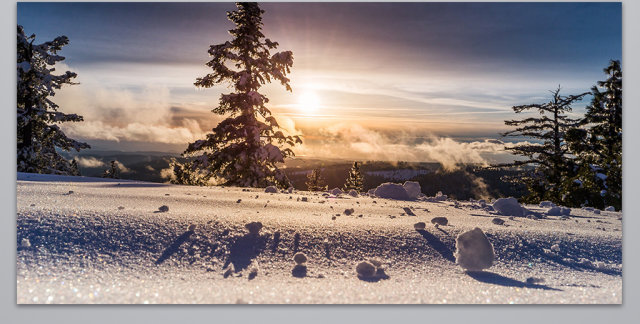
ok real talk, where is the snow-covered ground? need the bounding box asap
[16,173,622,304]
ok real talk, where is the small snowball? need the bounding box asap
[344,208,354,216]
[293,252,308,265]
[245,221,263,235]
[492,218,505,225]
[264,186,278,193]
[158,205,169,212]
[20,238,31,248]
[355,261,377,278]
[455,227,495,271]
[414,222,426,230]
[431,217,448,226]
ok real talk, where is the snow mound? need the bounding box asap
[455,227,495,271]
[539,201,556,208]
[348,189,358,197]
[330,188,343,196]
[547,206,571,216]
[492,197,527,217]
[403,181,421,200]
[373,183,410,201]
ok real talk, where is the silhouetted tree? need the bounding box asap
[501,87,588,204]
[102,161,120,179]
[566,60,622,209]
[305,168,327,191]
[343,162,364,192]
[180,2,301,188]
[17,25,89,174]
[169,159,210,186]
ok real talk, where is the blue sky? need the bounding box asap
[17,2,621,162]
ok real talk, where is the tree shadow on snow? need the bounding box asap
[466,271,562,291]
[416,229,455,263]
[155,230,194,265]
[222,233,267,273]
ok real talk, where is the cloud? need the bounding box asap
[115,161,131,173]
[75,156,105,168]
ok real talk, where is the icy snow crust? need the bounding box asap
[16,173,622,304]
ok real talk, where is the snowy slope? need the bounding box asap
[16,173,622,304]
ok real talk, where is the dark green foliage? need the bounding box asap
[305,168,327,191]
[182,3,301,188]
[565,60,622,210]
[500,87,588,205]
[17,25,90,174]
[343,162,364,192]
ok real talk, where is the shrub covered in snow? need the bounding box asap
[455,227,495,271]
[492,197,527,217]
[373,183,410,201]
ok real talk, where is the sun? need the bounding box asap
[298,91,321,113]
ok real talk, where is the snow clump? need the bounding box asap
[431,217,448,226]
[264,186,278,193]
[157,205,169,212]
[355,261,377,278]
[455,227,495,271]
[547,206,571,216]
[293,252,308,265]
[374,183,411,200]
[492,197,527,217]
[344,208,354,216]
[403,181,421,200]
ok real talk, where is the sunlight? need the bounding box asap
[297,90,321,113]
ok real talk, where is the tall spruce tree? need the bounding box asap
[343,162,364,192]
[566,60,622,209]
[180,3,301,188]
[501,87,588,204]
[305,168,327,192]
[17,25,90,174]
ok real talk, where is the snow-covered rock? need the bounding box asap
[373,183,410,201]
[264,186,277,193]
[605,206,616,212]
[330,188,343,196]
[348,189,358,197]
[539,201,556,208]
[492,197,527,217]
[455,227,495,271]
[403,181,421,200]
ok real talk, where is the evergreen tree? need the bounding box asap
[305,168,327,192]
[102,160,120,179]
[566,60,622,209]
[343,162,364,192]
[501,87,588,204]
[17,25,90,175]
[169,159,211,186]
[70,159,80,176]
[181,3,301,188]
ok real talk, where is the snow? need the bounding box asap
[374,182,411,201]
[605,206,616,212]
[493,197,527,217]
[403,181,421,200]
[16,173,622,304]
[330,188,343,196]
[547,206,571,216]
[539,201,556,208]
[454,228,495,271]
[265,186,278,193]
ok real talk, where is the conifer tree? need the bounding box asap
[343,162,364,192]
[102,160,120,179]
[566,60,622,209]
[169,159,210,186]
[70,159,80,176]
[181,2,301,188]
[17,25,90,174]
[501,87,588,204]
[305,168,327,192]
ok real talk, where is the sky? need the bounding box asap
[17,2,621,165]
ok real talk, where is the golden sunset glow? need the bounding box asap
[297,90,321,114]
